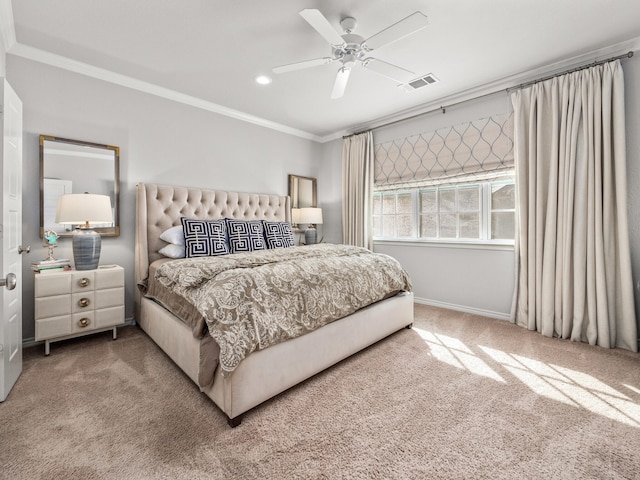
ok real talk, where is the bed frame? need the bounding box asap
[134,183,414,426]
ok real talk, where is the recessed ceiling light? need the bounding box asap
[255,75,272,85]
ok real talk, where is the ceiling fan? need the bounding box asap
[272,9,429,99]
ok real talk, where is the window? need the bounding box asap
[373,180,515,242]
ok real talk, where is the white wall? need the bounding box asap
[7,55,324,341]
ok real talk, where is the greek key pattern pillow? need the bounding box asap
[225,219,266,253]
[180,218,229,257]
[263,221,295,249]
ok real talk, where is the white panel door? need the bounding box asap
[0,79,24,402]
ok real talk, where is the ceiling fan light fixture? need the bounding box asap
[342,53,357,68]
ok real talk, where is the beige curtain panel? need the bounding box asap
[342,131,374,250]
[511,59,637,352]
[374,113,514,190]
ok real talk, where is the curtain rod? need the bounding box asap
[345,50,634,137]
[508,50,633,92]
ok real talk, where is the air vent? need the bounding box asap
[404,73,439,90]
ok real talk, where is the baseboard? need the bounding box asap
[413,296,511,321]
[22,317,136,349]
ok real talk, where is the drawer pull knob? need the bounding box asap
[78,278,90,288]
[78,298,90,308]
[78,317,91,328]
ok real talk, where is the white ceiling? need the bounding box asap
[6,0,640,142]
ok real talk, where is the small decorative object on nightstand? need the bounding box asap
[298,207,323,245]
[34,265,125,355]
[42,229,59,261]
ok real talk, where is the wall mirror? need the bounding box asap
[288,174,317,209]
[40,135,120,237]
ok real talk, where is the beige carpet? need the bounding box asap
[2,304,640,479]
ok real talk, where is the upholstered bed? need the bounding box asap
[134,182,414,426]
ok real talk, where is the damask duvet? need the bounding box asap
[153,243,412,376]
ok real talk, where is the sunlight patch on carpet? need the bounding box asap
[414,328,505,383]
[479,346,640,428]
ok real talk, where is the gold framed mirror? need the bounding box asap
[288,174,317,209]
[40,135,120,237]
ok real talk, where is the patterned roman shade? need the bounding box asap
[374,112,514,190]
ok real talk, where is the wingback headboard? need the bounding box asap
[135,183,291,288]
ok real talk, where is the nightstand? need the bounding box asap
[34,265,125,355]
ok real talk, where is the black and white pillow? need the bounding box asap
[225,219,266,253]
[263,221,295,249]
[180,217,229,257]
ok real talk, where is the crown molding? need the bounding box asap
[8,42,324,143]
[5,30,640,145]
[0,0,16,53]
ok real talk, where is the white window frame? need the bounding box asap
[373,180,515,246]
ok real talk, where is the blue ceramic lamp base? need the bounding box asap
[305,226,317,245]
[73,228,101,270]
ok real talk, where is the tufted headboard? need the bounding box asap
[135,183,291,286]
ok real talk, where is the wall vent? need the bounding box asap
[404,73,439,90]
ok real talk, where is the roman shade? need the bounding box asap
[374,112,514,190]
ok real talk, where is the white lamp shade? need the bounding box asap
[298,207,323,225]
[55,193,113,226]
[291,208,301,224]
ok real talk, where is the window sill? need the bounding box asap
[373,238,515,251]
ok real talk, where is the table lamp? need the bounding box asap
[298,207,323,245]
[55,193,113,270]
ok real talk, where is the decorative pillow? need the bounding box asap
[158,243,185,259]
[263,221,295,249]
[160,225,184,245]
[180,217,229,257]
[225,219,266,254]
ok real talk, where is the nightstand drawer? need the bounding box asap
[35,295,70,319]
[71,272,95,292]
[72,291,95,313]
[95,287,124,309]
[95,267,125,289]
[36,315,71,340]
[71,312,96,333]
[96,306,125,328]
[35,274,72,297]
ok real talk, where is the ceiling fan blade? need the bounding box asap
[272,57,334,74]
[299,9,345,46]
[331,67,351,99]
[363,58,415,83]
[364,12,428,50]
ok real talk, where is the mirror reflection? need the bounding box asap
[40,135,120,237]
[288,174,316,209]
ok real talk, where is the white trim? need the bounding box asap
[413,296,511,321]
[8,43,324,143]
[374,239,515,251]
[0,0,16,52]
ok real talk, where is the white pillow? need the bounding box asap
[160,225,184,245]
[158,243,185,259]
